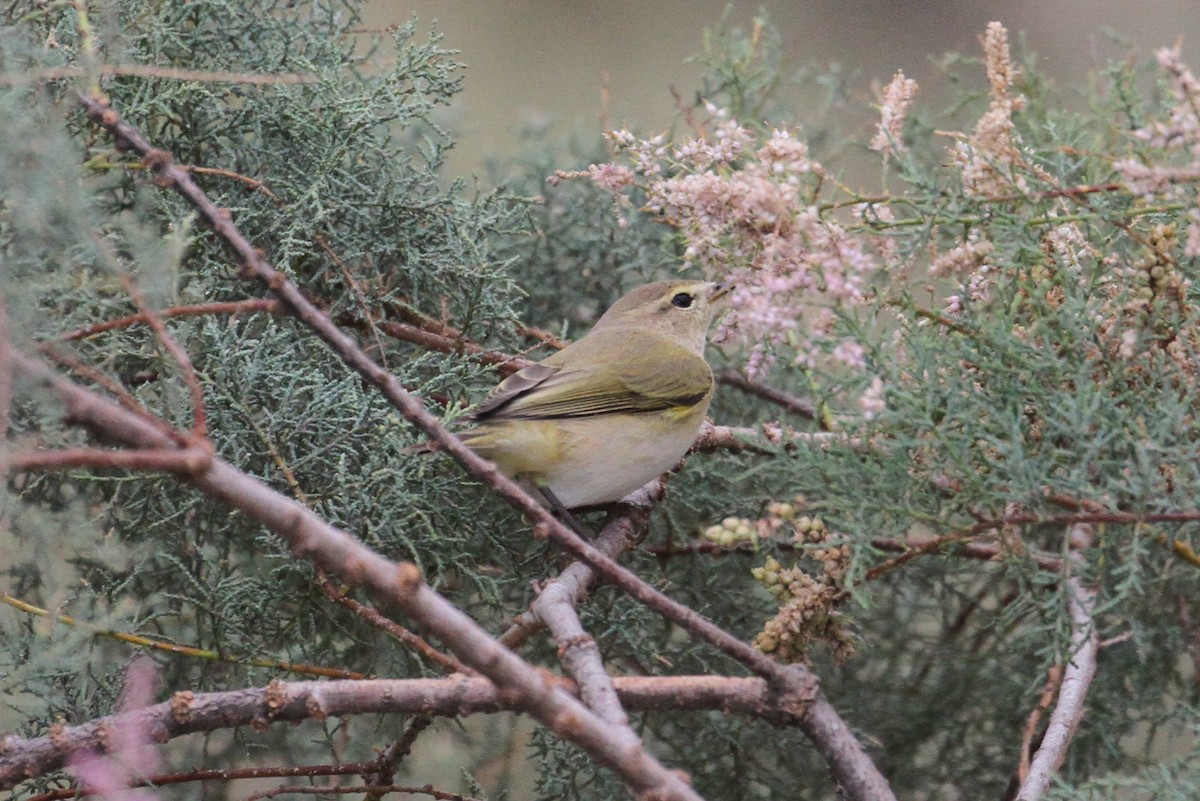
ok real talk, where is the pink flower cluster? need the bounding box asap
[1115,45,1200,252]
[871,71,919,156]
[597,105,877,381]
[951,22,1028,197]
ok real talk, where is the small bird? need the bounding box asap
[462,279,731,511]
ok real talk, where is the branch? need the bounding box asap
[362,716,436,801]
[317,577,474,676]
[10,445,213,475]
[76,92,897,801]
[714,368,818,421]
[26,762,381,801]
[0,674,799,789]
[500,492,655,650]
[646,534,1064,575]
[691,421,859,454]
[1015,524,1099,801]
[0,592,366,680]
[59,299,283,342]
[521,494,663,726]
[11,351,703,801]
[243,785,482,801]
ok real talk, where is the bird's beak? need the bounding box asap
[710,281,734,302]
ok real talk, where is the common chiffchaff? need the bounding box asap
[462,279,730,509]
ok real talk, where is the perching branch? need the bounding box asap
[521,494,662,726]
[500,491,657,651]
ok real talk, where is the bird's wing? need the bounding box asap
[472,330,712,422]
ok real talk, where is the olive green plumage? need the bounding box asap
[462,280,730,508]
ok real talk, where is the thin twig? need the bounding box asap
[10,445,212,475]
[1015,523,1099,801]
[60,299,282,341]
[101,247,208,437]
[26,762,382,801]
[362,716,436,801]
[0,592,366,680]
[715,368,818,420]
[318,577,474,676]
[38,344,179,440]
[1017,666,1063,783]
[242,783,483,801]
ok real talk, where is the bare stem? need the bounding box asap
[0,673,802,789]
[1015,524,1099,801]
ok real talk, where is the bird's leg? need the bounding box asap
[537,485,591,537]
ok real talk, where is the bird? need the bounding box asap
[461,279,731,512]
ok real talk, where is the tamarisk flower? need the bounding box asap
[871,71,918,156]
[952,21,1028,196]
[600,107,876,377]
[1116,45,1200,240]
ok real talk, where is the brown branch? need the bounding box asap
[38,344,178,441]
[318,576,474,676]
[373,319,531,374]
[0,674,803,790]
[11,350,704,801]
[26,762,381,801]
[242,784,482,801]
[77,92,896,801]
[1015,524,1099,801]
[646,534,1064,575]
[187,166,281,199]
[10,445,212,475]
[102,257,208,438]
[691,421,859,455]
[715,368,818,420]
[870,535,1063,573]
[363,716,436,801]
[1018,666,1063,783]
[59,299,282,342]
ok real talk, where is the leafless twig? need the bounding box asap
[715,368,818,421]
[0,673,806,789]
[1015,523,1099,801]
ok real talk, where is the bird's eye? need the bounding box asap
[671,292,694,308]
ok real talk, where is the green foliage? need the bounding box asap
[2,3,1200,801]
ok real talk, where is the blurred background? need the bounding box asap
[370,0,1200,181]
